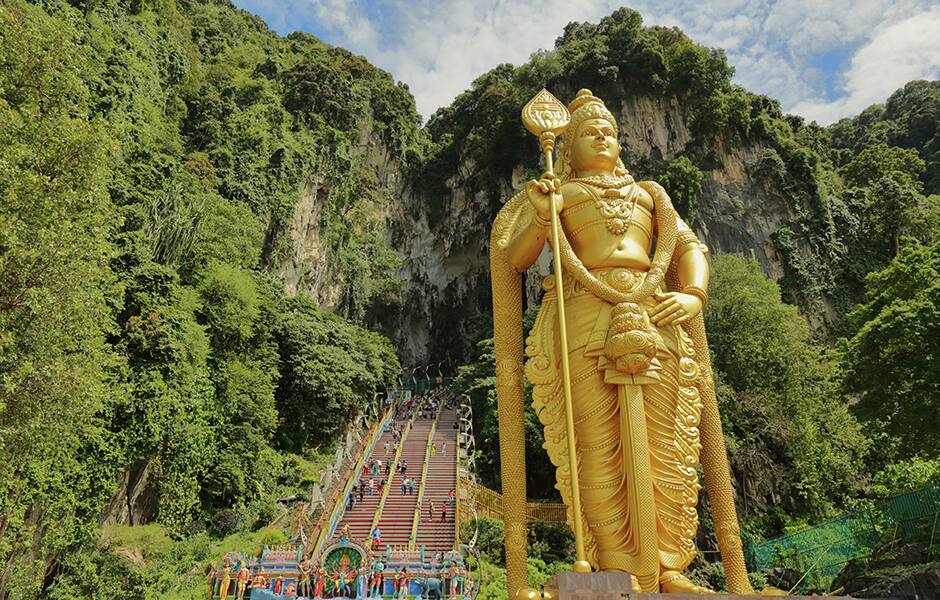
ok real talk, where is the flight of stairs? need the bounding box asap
[334,426,398,546]
[373,418,431,548]
[415,406,458,554]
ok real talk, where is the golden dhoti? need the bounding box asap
[525,267,704,591]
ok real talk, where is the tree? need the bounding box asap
[657,156,704,222]
[0,2,119,593]
[705,255,869,531]
[273,297,399,453]
[842,243,940,460]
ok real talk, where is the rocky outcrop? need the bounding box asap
[98,460,158,527]
[382,88,815,364]
[833,543,940,599]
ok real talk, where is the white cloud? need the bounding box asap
[235,0,940,124]
[791,6,940,124]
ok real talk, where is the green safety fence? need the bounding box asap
[749,483,940,593]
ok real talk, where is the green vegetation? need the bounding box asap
[2,0,939,596]
[458,517,574,597]
[411,8,752,228]
[46,523,290,599]
[0,0,402,595]
[842,243,940,462]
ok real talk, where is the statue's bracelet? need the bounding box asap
[533,211,552,228]
[682,285,708,305]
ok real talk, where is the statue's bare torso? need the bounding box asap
[560,182,654,270]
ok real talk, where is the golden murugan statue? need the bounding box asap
[491,89,772,596]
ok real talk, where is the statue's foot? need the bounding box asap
[513,587,541,600]
[659,570,716,594]
[759,586,788,596]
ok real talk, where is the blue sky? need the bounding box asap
[234,0,940,124]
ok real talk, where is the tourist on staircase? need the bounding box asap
[415,402,458,555]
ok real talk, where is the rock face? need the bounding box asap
[381,89,810,364]
[833,543,940,599]
[98,461,158,527]
[275,116,403,312]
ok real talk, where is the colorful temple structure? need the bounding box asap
[208,386,475,599]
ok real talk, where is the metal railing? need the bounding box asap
[751,482,940,593]
[307,402,396,559]
[458,478,568,524]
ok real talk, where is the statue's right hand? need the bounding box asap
[526,172,563,223]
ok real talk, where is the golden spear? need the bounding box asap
[521,89,591,574]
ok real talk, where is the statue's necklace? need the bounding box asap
[567,173,634,189]
[569,175,639,235]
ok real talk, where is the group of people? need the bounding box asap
[426,489,456,523]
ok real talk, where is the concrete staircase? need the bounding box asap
[333,426,398,546]
[373,417,430,548]
[327,397,459,559]
[415,406,458,554]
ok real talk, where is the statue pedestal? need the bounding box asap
[542,572,858,599]
[543,572,633,599]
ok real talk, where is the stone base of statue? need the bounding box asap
[542,572,634,599]
[542,572,859,599]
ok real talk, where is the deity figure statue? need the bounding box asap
[250,571,268,593]
[298,560,312,598]
[394,567,409,599]
[315,564,327,598]
[236,564,250,599]
[219,563,232,599]
[356,563,369,598]
[491,89,762,595]
[369,559,385,598]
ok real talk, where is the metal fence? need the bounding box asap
[458,477,568,524]
[749,483,940,593]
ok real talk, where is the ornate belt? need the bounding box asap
[541,266,647,298]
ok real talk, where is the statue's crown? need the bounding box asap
[563,89,617,143]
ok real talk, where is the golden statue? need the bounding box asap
[491,89,769,596]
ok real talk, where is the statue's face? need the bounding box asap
[569,117,620,174]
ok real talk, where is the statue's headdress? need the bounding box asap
[562,88,617,142]
[556,88,629,181]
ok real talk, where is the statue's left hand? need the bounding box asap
[649,292,702,327]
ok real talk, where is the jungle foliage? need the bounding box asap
[0,0,402,595]
[2,0,939,596]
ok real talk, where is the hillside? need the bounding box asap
[390,13,940,360]
[1,0,938,597]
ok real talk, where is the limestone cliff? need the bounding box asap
[275,10,905,364]
[385,85,819,364]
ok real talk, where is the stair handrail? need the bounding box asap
[308,399,397,559]
[408,398,446,550]
[369,402,420,535]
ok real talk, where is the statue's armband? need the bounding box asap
[673,217,707,263]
